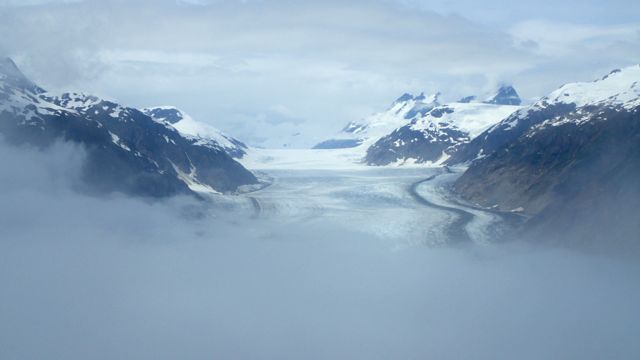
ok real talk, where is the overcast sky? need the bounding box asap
[1,0,639,147]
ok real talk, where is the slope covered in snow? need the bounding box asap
[143,106,248,158]
[365,101,521,165]
[449,65,640,165]
[546,66,640,108]
[313,92,440,150]
[315,87,522,166]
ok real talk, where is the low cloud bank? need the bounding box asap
[1,139,639,360]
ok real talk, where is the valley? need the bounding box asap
[204,148,522,247]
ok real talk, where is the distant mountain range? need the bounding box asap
[318,67,639,250]
[313,92,442,151]
[315,86,522,166]
[365,100,521,165]
[3,55,638,249]
[0,58,257,198]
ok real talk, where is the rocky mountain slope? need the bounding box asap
[483,85,522,105]
[453,65,640,249]
[0,58,257,197]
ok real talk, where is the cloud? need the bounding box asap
[0,0,638,147]
[0,0,535,146]
[1,137,640,359]
[510,20,640,57]
[505,20,640,102]
[0,0,82,5]
[405,0,640,26]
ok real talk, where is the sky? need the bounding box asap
[1,0,639,147]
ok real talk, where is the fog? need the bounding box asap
[1,139,640,360]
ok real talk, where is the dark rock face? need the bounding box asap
[365,123,467,165]
[453,105,640,250]
[458,95,476,103]
[365,106,471,165]
[341,121,365,135]
[484,85,522,106]
[142,107,184,124]
[0,58,257,198]
[394,93,415,103]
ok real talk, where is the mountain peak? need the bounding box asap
[0,57,44,94]
[142,106,186,125]
[394,93,415,104]
[0,57,20,74]
[143,106,248,158]
[544,64,640,109]
[458,95,476,103]
[484,85,521,106]
[393,91,440,106]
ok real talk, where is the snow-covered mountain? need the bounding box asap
[142,106,248,158]
[452,65,640,249]
[365,101,520,165]
[314,88,522,166]
[449,66,640,165]
[313,92,440,150]
[0,57,257,197]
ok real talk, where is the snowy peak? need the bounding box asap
[0,58,27,83]
[458,95,476,103]
[340,91,440,139]
[403,92,440,119]
[143,106,248,158]
[0,60,257,197]
[393,92,438,106]
[484,85,521,106]
[448,65,640,165]
[544,64,640,109]
[0,57,43,94]
[142,106,185,124]
[394,93,415,104]
[364,101,521,165]
[388,91,440,120]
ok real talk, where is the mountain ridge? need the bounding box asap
[0,58,258,198]
[452,65,640,250]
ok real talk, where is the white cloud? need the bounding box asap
[0,0,82,5]
[510,20,640,56]
[1,0,639,147]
